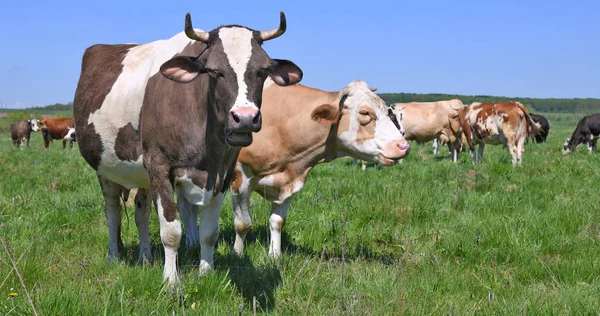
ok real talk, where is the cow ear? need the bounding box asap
[311,104,339,124]
[160,56,205,83]
[269,59,303,86]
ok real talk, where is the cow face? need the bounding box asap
[313,81,410,165]
[159,13,303,147]
[64,127,76,142]
[28,119,40,132]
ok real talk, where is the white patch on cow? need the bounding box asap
[29,119,40,132]
[257,175,275,186]
[88,32,197,189]
[174,175,213,206]
[64,127,75,141]
[156,196,182,285]
[263,77,276,89]
[219,27,258,112]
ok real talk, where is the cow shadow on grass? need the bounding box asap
[119,235,282,312]
[219,224,400,265]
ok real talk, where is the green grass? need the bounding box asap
[0,115,599,314]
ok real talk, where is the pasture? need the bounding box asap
[0,114,599,314]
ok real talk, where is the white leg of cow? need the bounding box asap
[134,189,152,264]
[362,160,367,170]
[269,197,294,258]
[231,190,253,256]
[199,193,225,275]
[150,175,181,286]
[176,189,200,248]
[433,139,439,155]
[517,137,525,166]
[98,175,123,262]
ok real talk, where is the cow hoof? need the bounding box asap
[199,262,213,276]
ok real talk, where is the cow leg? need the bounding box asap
[448,142,457,162]
[62,139,67,149]
[43,131,50,148]
[433,138,439,155]
[231,164,253,256]
[98,175,123,262]
[362,160,367,170]
[269,197,294,258]
[134,189,152,264]
[149,172,181,286]
[476,142,485,162]
[176,189,199,248]
[199,193,225,274]
[517,136,525,166]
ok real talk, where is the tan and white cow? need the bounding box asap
[451,101,540,166]
[391,99,464,162]
[179,79,410,257]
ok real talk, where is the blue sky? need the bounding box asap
[0,0,598,108]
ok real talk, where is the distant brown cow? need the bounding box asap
[39,118,75,148]
[10,119,41,148]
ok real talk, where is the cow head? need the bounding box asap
[28,119,40,132]
[311,80,410,165]
[159,12,303,147]
[64,127,76,142]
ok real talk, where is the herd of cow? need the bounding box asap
[6,12,600,287]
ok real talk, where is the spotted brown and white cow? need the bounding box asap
[10,119,40,148]
[179,79,410,257]
[39,117,75,149]
[451,101,540,166]
[562,113,600,154]
[392,100,464,162]
[73,12,302,285]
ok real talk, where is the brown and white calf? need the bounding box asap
[451,101,540,166]
[39,117,75,148]
[180,79,409,257]
[392,100,464,162]
[73,12,302,285]
[562,113,600,154]
[10,119,40,148]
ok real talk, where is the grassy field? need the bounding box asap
[0,114,599,315]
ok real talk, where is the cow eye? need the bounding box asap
[258,67,271,77]
[206,68,223,78]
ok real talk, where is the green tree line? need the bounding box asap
[379,93,600,114]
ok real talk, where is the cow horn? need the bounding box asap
[369,86,378,92]
[260,12,287,41]
[185,13,210,42]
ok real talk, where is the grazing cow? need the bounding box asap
[562,113,600,154]
[178,79,409,257]
[39,117,75,148]
[529,113,550,143]
[451,101,540,166]
[73,12,302,285]
[392,99,464,162]
[63,127,76,142]
[10,119,40,148]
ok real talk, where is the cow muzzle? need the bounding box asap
[378,140,410,166]
[226,108,262,147]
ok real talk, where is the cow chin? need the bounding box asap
[226,131,253,147]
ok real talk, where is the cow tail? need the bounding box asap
[516,102,541,138]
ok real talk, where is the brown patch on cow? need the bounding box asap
[73,43,138,169]
[231,169,243,193]
[115,123,142,161]
[356,106,377,145]
[311,104,339,124]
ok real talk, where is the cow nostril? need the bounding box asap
[252,112,261,124]
[231,112,241,123]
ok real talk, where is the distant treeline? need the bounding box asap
[379,93,600,114]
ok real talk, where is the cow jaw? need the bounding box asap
[226,130,253,147]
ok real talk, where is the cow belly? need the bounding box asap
[97,156,150,189]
